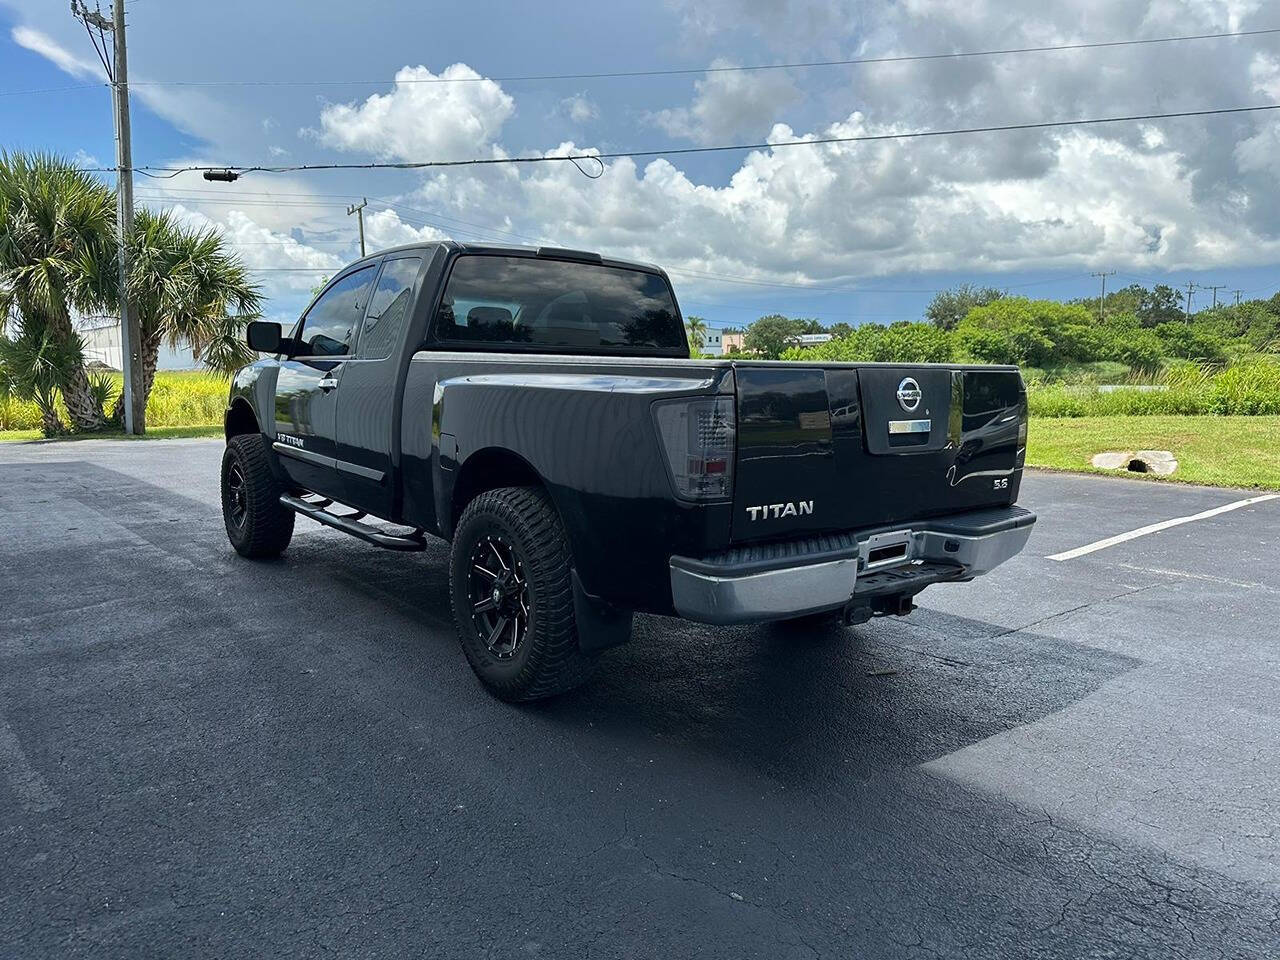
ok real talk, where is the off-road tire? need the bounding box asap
[222,434,295,559]
[450,486,597,702]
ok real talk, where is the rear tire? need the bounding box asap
[450,486,597,702]
[221,434,295,558]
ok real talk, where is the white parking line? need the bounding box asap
[1046,494,1280,562]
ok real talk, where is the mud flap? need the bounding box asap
[572,570,634,652]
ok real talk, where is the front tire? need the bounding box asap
[221,434,295,559]
[449,486,596,702]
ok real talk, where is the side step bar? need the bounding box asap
[280,494,426,552]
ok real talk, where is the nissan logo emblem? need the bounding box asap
[896,377,923,412]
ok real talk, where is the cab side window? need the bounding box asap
[295,266,375,357]
[358,257,421,360]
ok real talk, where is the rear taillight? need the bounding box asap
[652,396,735,501]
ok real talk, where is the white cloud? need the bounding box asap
[361,208,449,249]
[72,149,101,168]
[315,63,515,161]
[412,101,1280,291]
[11,25,100,79]
[11,23,246,145]
[560,95,599,124]
[155,204,343,301]
[649,60,799,144]
[664,0,864,51]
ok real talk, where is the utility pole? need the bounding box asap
[1207,284,1226,310]
[73,0,143,433]
[1184,281,1198,321]
[347,198,368,257]
[1234,289,1243,307]
[1090,270,1115,322]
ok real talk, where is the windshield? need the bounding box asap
[434,255,687,355]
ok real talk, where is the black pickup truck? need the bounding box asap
[221,242,1035,700]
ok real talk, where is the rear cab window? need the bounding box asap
[432,255,687,357]
[358,257,421,360]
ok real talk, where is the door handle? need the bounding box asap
[317,377,339,392]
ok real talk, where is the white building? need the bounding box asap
[79,318,199,371]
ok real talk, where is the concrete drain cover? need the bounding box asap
[1090,450,1178,475]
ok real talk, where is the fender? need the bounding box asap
[426,365,734,612]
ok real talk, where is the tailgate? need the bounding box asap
[730,363,1026,543]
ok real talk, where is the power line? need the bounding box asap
[8,26,1278,97]
[82,103,1280,179]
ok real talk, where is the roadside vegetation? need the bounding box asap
[0,151,258,438]
[1,369,228,436]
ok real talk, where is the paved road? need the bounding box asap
[2,438,1278,959]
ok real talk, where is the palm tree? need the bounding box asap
[0,151,118,432]
[108,208,261,429]
[685,315,708,354]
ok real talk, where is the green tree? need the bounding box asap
[109,209,260,428]
[0,151,117,432]
[684,315,708,354]
[957,298,1096,367]
[744,314,803,359]
[925,284,1005,331]
[1134,284,1185,327]
[828,322,853,339]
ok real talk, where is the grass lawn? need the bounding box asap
[1027,415,1280,490]
[0,424,222,444]
[5,413,1274,492]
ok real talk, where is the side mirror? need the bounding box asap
[246,320,284,354]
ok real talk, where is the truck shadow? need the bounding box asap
[533,608,1137,784]
[4,460,1138,790]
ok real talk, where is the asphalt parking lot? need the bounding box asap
[2,438,1278,959]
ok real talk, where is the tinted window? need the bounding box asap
[359,257,420,359]
[435,256,685,353]
[297,267,375,357]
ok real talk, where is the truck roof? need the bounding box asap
[343,240,668,278]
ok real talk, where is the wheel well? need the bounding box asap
[450,448,544,530]
[224,399,259,440]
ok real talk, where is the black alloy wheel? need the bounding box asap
[225,461,248,530]
[468,534,531,660]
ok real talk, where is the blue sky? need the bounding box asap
[4,0,1280,330]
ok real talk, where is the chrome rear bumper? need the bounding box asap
[669,506,1035,625]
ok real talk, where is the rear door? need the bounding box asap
[730,363,1024,542]
[273,265,377,493]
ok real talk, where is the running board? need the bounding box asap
[280,494,426,552]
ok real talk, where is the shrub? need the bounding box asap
[783,322,952,363]
[1028,358,1280,417]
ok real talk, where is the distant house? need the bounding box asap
[686,327,830,357]
[717,330,746,355]
[79,317,199,371]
